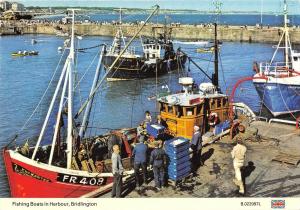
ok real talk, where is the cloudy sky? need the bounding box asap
[18,0,300,13]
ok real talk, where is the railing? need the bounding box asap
[108,46,136,55]
[259,62,292,76]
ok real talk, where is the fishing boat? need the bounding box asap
[11,50,39,57]
[102,9,187,81]
[196,47,214,53]
[157,23,231,140]
[253,0,300,116]
[2,9,149,198]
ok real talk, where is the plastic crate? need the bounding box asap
[164,137,190,149]
[165,143,190,154]
[166,149,189,160]
[168,166,191,181]
[168,155,190,166]
[168,161,191,172]
[146,123,165,138]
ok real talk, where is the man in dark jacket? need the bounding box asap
[111,145,124,198]
[150,140,166,190]
[191,125,203,176]
[132,135,148,189]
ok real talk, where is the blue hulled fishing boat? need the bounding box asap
[253,0,300,116]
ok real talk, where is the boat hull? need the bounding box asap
[103,55,187,80]
[2,149,114,198]
[253,81,300,116]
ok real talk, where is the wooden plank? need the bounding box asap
[272,153,300,166]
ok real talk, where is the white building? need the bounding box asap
[11,2,24,11]
[0,1,11,11]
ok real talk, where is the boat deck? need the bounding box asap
[101,121,300,197]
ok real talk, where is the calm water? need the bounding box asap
[0,34,275,197]
[37,13,300,26]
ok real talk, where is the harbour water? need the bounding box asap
[0,34,275,197]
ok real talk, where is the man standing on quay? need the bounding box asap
[111,145,124,198]
[231,137,247,195]
[191,125,203,176]
[150,141,166,190]
[132,135,148,190]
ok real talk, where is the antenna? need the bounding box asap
[114,8,127,24]
[213,0,223,24]
[260,0,264,25]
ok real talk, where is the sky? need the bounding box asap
[16,0,300,14]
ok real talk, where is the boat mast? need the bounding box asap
[213,23,219,89]
[66,9,76,169]
[78,45,106,139]
[283,0,289,68]
[32,58,69,161]
[32,10,78,165]
[212,0,222,89]
[260,0,263,25]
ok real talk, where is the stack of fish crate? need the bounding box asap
[164,137,191,182]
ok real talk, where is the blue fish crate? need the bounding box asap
[164,137,190,150]
[168,166,191,181]
[168,161,191,172]
[166,149,189,160]
[165,143,190,154]
[214,120,231,135]
[146,123,165,138]
[168,155,190,166]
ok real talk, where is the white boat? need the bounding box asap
[252,0,300,116]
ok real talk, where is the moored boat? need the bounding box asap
[11,50,39,57]
[252,0,300,116]
[102,9,187,81]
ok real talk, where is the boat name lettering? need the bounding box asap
[57,173,107,186]
[12,163,51,182]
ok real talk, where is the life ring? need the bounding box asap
[208,112,220,127]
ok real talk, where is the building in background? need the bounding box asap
[0,1,24,12]
[0,1,11,11]
[11,2,24,11]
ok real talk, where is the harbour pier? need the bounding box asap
[2,21,300,43]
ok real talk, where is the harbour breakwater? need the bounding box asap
[2,22,300,44]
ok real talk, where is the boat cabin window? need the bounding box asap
[217,99,222,108]
[184,107,194,116]
[210,100,216,109]
[174,106,182,118]
[167,105,173,114]
[223,98,228,107]
[294,57,299,61]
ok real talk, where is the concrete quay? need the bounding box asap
[100,121,300,198]
[2,22,300,44]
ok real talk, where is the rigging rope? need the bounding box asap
[76,44,104,51]
[218,51,227,90]
[20,47,67,132]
